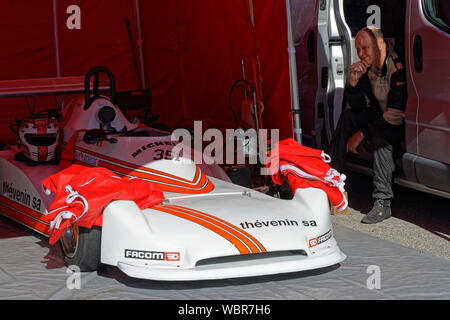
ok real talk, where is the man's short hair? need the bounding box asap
[358,26,384,42]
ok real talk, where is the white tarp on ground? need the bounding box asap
[0,215,449,300]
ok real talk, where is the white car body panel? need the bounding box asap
[101,186,345,281]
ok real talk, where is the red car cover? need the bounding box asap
[267,138,347,211]
[41,164,165,245]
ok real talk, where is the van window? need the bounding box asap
[423,0,450,33]
[343,1,405,38]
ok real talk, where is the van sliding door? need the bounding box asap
[405,0,450,165]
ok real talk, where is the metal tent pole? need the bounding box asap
[52,0,61,78]
[52,0,66,110]
[134,0,147,90]
[285,0,302,144]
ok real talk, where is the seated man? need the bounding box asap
[329,26,407,224]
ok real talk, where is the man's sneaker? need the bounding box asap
[361,199,391,224]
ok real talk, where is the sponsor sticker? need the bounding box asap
[309,238,318,248]
[309,229,332,248]
[74,150,99,166]
[2,180,42,211]
[239,219,303,229]
[165,252,181,261]
[125,249,180,261]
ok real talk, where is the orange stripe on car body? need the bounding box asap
[152,205,251,255]
[154,205,266,254]
[73,147,214,194]
[168,205,266,253]
[0,196,50,235]
[75,146,196,182]
[98,159,207,190]
[0,195,46,221]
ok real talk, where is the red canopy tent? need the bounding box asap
[0,0,310,146]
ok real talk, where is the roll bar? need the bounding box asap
[84,66,116,110]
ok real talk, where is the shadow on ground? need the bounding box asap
[343,171,450,241]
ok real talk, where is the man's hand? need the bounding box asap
[346,130,364,154]
[349,61,370,86]
[383,108,405,125]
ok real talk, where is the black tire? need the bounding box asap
[59,225,102,272]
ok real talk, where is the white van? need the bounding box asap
[291,0,450,198]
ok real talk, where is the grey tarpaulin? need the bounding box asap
[0,215,449,300]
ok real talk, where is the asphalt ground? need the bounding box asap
[0,171,448,300]
[331,171,450,260]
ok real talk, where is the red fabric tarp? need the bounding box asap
[0,0,294,143]
[267,138,348,211]
[41,164,165,245]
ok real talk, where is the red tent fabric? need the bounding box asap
[0,0,293,144]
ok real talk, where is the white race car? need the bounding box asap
[0,67,345,281]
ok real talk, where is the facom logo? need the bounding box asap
[165,252,180,261]
[317,229,332,244]
[309,238,318,248]
[309,229,332,248]
[125,249,180,261]
[125,249,164,261]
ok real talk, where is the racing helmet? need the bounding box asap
[19,117,59,163]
